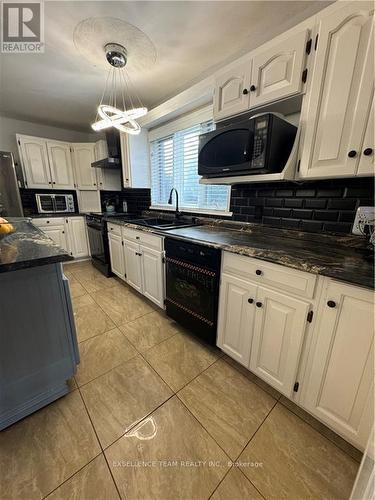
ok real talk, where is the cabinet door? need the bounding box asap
[108,234,125,280]
[72,144,97,190]
[250,29,309,108]
[120,133,131,188]
[42,226,68,251]
[302,281,374,450]
[217,273,256,366]
[66,217,89,258]
[250,286,310,397]
[141,246,164,308]
[46,141,75,189]
[299,3,374,179]
[213,60,251,121]
[123,239,142,293]
[17,135,51,189]
[357,91,374,176]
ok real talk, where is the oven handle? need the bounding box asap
[165,256,217,277]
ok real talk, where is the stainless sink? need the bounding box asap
[131,218,198,230]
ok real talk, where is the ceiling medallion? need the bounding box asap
[91,42,147,135]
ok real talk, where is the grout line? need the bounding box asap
[101,393,176,453]
[40,453,102,500]
[76,351,139,390]
[76,387,123,500]
[276,399,363,463]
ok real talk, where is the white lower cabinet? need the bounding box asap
[33,216,89,259]
[108,225,165,308]
[218,251,374,450]
[301,280,374,450]
[42,225,68,251]
[108,233,125,280]
[123,239,143,293]
[141,246,165,308]
[65,217,89,259]
[218,265,311,398]
[249,286,310,397]
[217,273,256,366]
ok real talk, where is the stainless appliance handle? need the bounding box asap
[52,195,57,213]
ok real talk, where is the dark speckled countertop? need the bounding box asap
[107,214,374,289]
[0,218,73,273]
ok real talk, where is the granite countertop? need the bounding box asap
[106,215,374,289]
[27,213,85,218]
[0,218,73,273]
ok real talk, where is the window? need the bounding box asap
[150,116,230,214]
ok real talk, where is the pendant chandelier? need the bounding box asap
[91,43,147,135]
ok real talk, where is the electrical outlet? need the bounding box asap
[352,206,375,235]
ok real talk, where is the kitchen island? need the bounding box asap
[0,218,79,430]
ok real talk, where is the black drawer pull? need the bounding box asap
[363,148,373,156]
[256,302,262,308]
[348,150,357,158]
[242,88,248,95]
[327,300,336,308]
[256,269,262,276]
[248,298,254,304]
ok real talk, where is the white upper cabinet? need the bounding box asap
[301,280,374,450]
[120,130,151,189]
[249,28,309,108]
[72,143,97,190]
[46,141,75,189]
[217,273,256,366]
[213,60,251,121]
[249,286,310,397]
[357,92,374,176]
[94,139,122,191]
[17,135,51,189]
[299,2,374,179]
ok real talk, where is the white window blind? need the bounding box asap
[150,118,230,213]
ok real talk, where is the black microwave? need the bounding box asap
[198,113,297,177]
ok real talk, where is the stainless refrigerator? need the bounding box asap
[0,151,23,217]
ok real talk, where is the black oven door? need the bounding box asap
[165,256,220,345]
[198,121,254,176]
[86,223,106,265]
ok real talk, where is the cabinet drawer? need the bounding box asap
[222,252,316,298]
[32,217,65,227]
[107,223,122,237]
[122,227,163,251]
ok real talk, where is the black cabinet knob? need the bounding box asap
[248,298,254,304]
[242,88,248,95]
[256,302,262,308]
[250,85,256,91]
[327,300,336,308]
[255,269,262,276]
[363,148,373,156]
[348,150,357,158]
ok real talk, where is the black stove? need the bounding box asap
[85,212,138,276]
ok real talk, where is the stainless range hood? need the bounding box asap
[91,130,122,169]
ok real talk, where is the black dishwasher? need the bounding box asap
[165,238,221,345]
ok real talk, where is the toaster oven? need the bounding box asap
[36,193,75,213]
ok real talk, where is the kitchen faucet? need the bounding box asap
[168,188,181,218]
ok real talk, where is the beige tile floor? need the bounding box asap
[0,261,361,500]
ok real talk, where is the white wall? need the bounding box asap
[0,114,96,165]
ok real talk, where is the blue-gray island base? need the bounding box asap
[0,262,79,430]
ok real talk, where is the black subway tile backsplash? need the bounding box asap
[229,177,374,235]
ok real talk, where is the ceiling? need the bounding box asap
[0,1,331,132]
